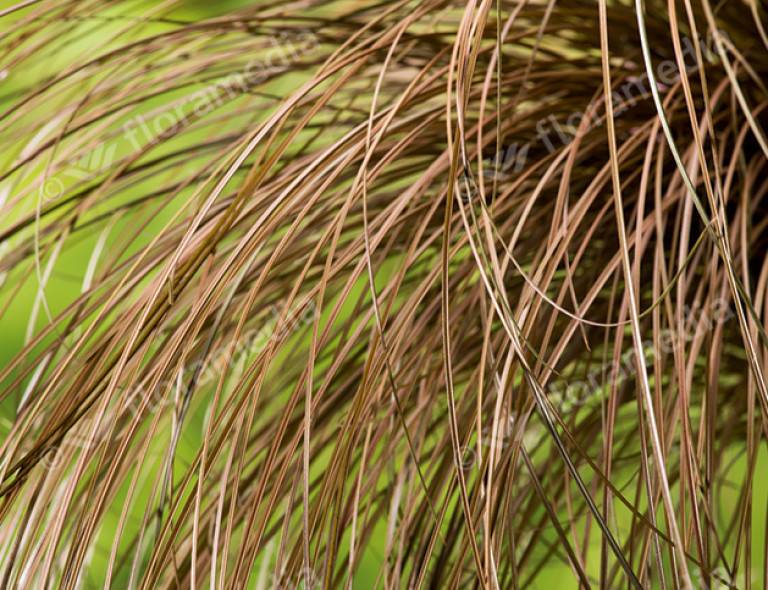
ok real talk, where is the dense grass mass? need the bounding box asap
[0,0,767,588]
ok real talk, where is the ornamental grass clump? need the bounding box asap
[0,0,767,588]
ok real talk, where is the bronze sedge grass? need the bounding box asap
[0,0,767,588]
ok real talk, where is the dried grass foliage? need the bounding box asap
[0,0,767,587]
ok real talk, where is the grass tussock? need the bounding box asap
[0,0,767,588]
